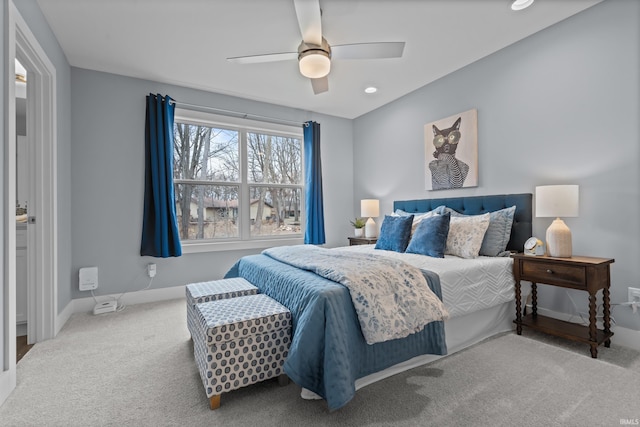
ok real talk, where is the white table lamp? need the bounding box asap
[361,199,380,238]
[535,185,579,258]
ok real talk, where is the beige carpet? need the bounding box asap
[1,298,639,427]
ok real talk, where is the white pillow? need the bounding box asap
[445,213,491,258]
[394,206,445,234]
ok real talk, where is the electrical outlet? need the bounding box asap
[147,263,157,278]
[628,287,640,303]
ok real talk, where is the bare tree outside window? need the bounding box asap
[247,132,302,237]
[173,118,303,242]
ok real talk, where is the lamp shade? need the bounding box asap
[360,199,380,218]
[535,185,579,218]
[536,185,578,257]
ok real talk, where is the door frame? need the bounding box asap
[1,0,58,406]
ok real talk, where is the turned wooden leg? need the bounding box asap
[589,292,598,358]
[209,394,221,410]
[603,287,612,348]
[515,280,522,335]
[531,283,537,318]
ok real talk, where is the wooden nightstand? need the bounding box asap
[348,236,377,246]
[512,254,615,358]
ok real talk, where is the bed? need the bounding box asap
[225,193,532,410]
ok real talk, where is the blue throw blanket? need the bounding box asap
[225,253,447,410]
[263,245,449,344]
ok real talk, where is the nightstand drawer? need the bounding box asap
[522,261,585,287]
[348,237,377,246]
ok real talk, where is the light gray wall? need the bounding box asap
[8,0,637,334]
[354,0,640,331]
[70,68,353,300]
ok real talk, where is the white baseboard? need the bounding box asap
[531,305,640,352]
[56,285,186,333]
[56,299,75,336]
[16,323,27,337]
[609,325,640,351]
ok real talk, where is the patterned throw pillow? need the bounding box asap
[374,214,414,253]
[394,205,446,234]
[445,213,490,258]
[444,206,516,256]
[405,213,451,258]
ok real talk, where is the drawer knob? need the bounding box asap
[546,269,553,274]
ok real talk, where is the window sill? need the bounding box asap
[181,237,304,254]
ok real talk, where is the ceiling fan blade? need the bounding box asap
[331,42,405,60]
[227,52,298,64]
[294,0,322,46]
[311,77,328,94]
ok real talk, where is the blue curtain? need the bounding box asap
[140,94,182,257]
[303,121,326,244]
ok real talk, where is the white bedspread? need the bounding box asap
[340,245,514,318]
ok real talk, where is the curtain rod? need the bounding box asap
[170,99,308,127]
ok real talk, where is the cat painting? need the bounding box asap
[425,109,477,191]
[429,117,469,189]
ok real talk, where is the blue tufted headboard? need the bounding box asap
[393,193,532,253]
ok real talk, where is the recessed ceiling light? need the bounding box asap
[511,0,534,11]
[364,86,377,94]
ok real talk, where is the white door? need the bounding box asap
[16,228,28,325]
[16,136,28,329]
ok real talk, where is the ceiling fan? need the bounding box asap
[226,0,405,94]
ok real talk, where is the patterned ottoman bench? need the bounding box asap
[185,278,258,339]
[192,294,292,410]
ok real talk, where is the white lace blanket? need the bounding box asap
[263,245,449,345]
[342,245,515,318]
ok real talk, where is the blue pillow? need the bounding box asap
[443,206,516,256]
[374,214,414,253]
[405,213,451,258]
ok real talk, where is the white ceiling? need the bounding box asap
[36,0,601,119]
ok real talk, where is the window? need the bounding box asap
[173,109,304,252]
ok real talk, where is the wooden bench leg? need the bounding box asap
[277,374,290,386]
[209,394,221,410]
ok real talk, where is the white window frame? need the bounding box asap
[174,109,305,253]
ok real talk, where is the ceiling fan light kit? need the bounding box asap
[228,0,405,94]
[298,39,332,79]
